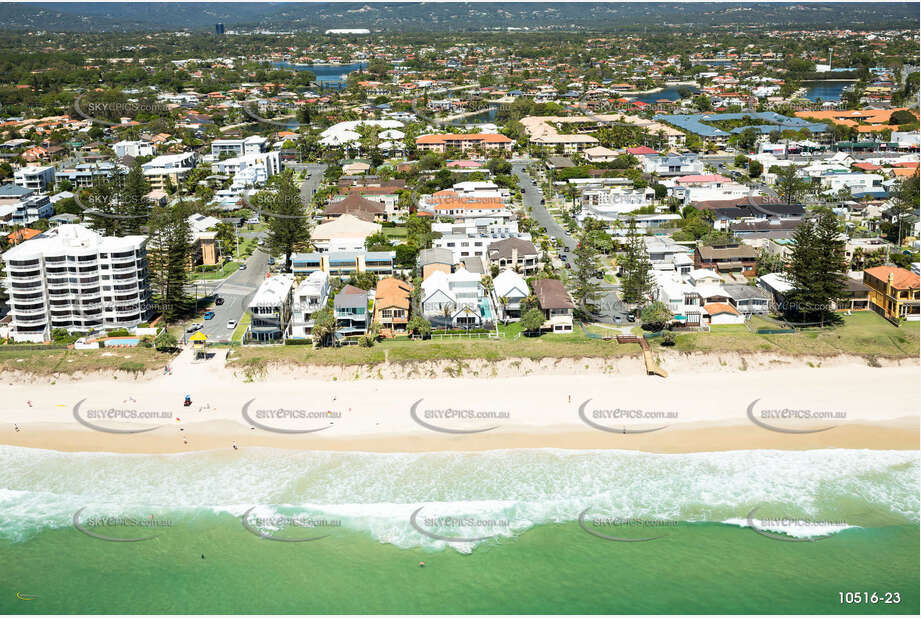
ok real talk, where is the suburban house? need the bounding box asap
[722,284,772,315]
[641,154,703,177]
[532,278,574,332]
[492,269,530,322]
[114,140,155,158]
[415,133,513,154]
[694,243,757,278]
[323,192,388,222]
[863,266,920,322]
[704,302,745,325]
[247,274,294,342]
[288,271,331,340]
[334,284,371,335]
[311,214,382,253]
[373,277,413,334]
[417,247,455,279]
[487,238,539,273]
[583,146,618,163]
[421,268,493,328]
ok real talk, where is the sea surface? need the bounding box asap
[0,446,917,614]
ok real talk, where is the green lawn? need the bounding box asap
[190,261,241,281]
[665,311,919,358]
[228,329,641,372]
[383,227,408,240]
[0,345,175,375]
[231,312,252,343]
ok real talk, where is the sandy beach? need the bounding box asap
[1,349,917,454]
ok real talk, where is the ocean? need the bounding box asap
[1,446,917,614]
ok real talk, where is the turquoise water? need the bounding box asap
[1,446,917,613]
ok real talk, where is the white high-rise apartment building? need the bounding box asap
[2,224,151,342]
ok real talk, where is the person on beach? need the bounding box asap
[14,424,20,432]
[232,441,238,450]
[26,401,31,407]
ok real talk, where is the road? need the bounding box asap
[512,163,577,252]
[186,249,271,343]
[513,163,629,324]
[284,162,328,206]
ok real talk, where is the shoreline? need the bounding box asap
[2,419,917,455]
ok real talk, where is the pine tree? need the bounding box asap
[118,163,152,235]
[784,209,847,326]
[84,175,121,237]
[620,217,655,306]
[148,199,194,322]
[264,171,311,272]
[572,229,601,317]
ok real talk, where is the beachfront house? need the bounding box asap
[373,277,413,334]
[492,269,529,322]
[421,268,493,329]
[863,266,920,322]
[334,284,371,335]
[533,278,574,333]
[247,274,295,342]
[288,271,331,340]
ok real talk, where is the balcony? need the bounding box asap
[13,315,48,326]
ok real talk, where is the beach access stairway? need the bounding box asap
[615,335,668,378]
[578,323,668,377]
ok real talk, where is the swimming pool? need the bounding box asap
[103,337,140,347]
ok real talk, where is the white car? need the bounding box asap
[226,320,237,330]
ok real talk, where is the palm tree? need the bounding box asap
[498,295,510,324]
[441,303,454,334]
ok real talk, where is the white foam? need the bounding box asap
[0,446,917,551]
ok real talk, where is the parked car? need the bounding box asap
[563,246,570,252]
[239,264,247,271]
[226,320,237,330]
[560,254,567,261]
[267,257,275,265]
[186,323,202,333]
[203,311,215,320]
[215,297,225,306]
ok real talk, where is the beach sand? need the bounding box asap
[1,349,917,454]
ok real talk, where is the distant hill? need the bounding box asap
[0,2,918,33]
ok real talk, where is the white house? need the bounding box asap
[421,268,493,327]
[114,140,155,158]
[13,166,55,192]
[642,154,703,177]
[247,274,295,342]
[288,271,331,340]
[492,269,529,321]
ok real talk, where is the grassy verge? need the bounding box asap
[0,345,175,376]
[663,312,919,358]
[190,261,240,281]
[227,331,641,370]
[232,312,252,343]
